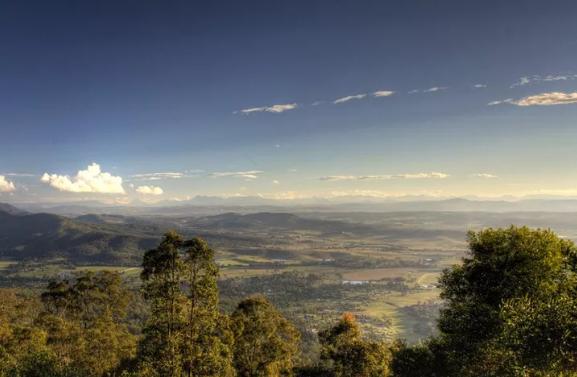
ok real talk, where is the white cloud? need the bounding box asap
[473,173,498,179]
[488,98,515,106]
[373,90,395,97]
[0,176,16,192]
[409,87,448,94]
[473,84,487,88]
[136,185,164,195]
[489,92,577,107]
[514,92,577,106]
[320,172,449,181]
[272,180,280,184]
[393,172,449,179]
[333,94,367,104]
[131,172,185,181]
[510,74,577,88]
[239,103,297,114]
[41,163,125,194]
[211,170,264,180]
[3,173,36,177]
[423,87,447,93]
[510,76,532,88]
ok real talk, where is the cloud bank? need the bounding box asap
[136,185,164,195]
[41,163,125,194]
[0,176,15,192]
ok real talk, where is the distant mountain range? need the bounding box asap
[11,197,577,216]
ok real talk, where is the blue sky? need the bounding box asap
[1,0,577,203]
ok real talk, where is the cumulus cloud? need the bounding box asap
[210,170,264,180]
[473,173,498,179]
[239,103,297,114]
[41,163,125,194]
[320,172,449,181]
[333,94,367,104]
[136,185,164,195]
[131,172,185,181]
[373,90,395,97]
[510,74,577,88]
[489,92,577,107]
[0,176,16,192]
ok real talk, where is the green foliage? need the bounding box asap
[36,271,137,377]
[138,231,235,377]
[396,226,577,376]
[500,293,577,373]
[319,313,392,377]
[0,290,50,377]
[231,295,300,377]
[5,226,577,377]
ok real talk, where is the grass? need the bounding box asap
[362,289,441,342]
[0,260,17,270]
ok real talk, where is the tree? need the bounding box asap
[137,232,234,377]
[433,226,577,376]
[37,271,136,377]
[231,295,300,377]
[318,313,392,377]
[0,289,51,377]
[138,231,187,376]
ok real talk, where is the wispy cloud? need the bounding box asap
[210,170,264,180]
[131,172,185,181]
[488,98,515,106]
[510,74,577,88]
[320,172,449,181]
[238,103,297,114]
[489,92,577,106]
[394,172,449,179]
[0,176,16,192]
[333,94,367,104]
[136,185,164,195]
[408,86,448,94]
[473,173,498,179]
[373,90,395,97]
[3,173,36,177]
[473,84,487,89]
[41,163,125,194]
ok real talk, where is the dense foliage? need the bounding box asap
[1,226,577,376]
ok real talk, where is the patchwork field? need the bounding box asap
[5,210,574,346]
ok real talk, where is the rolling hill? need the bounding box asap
[0,204,159,264]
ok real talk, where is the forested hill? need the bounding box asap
[0,204,159,264]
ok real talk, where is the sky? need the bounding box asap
[2,0,577,204]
